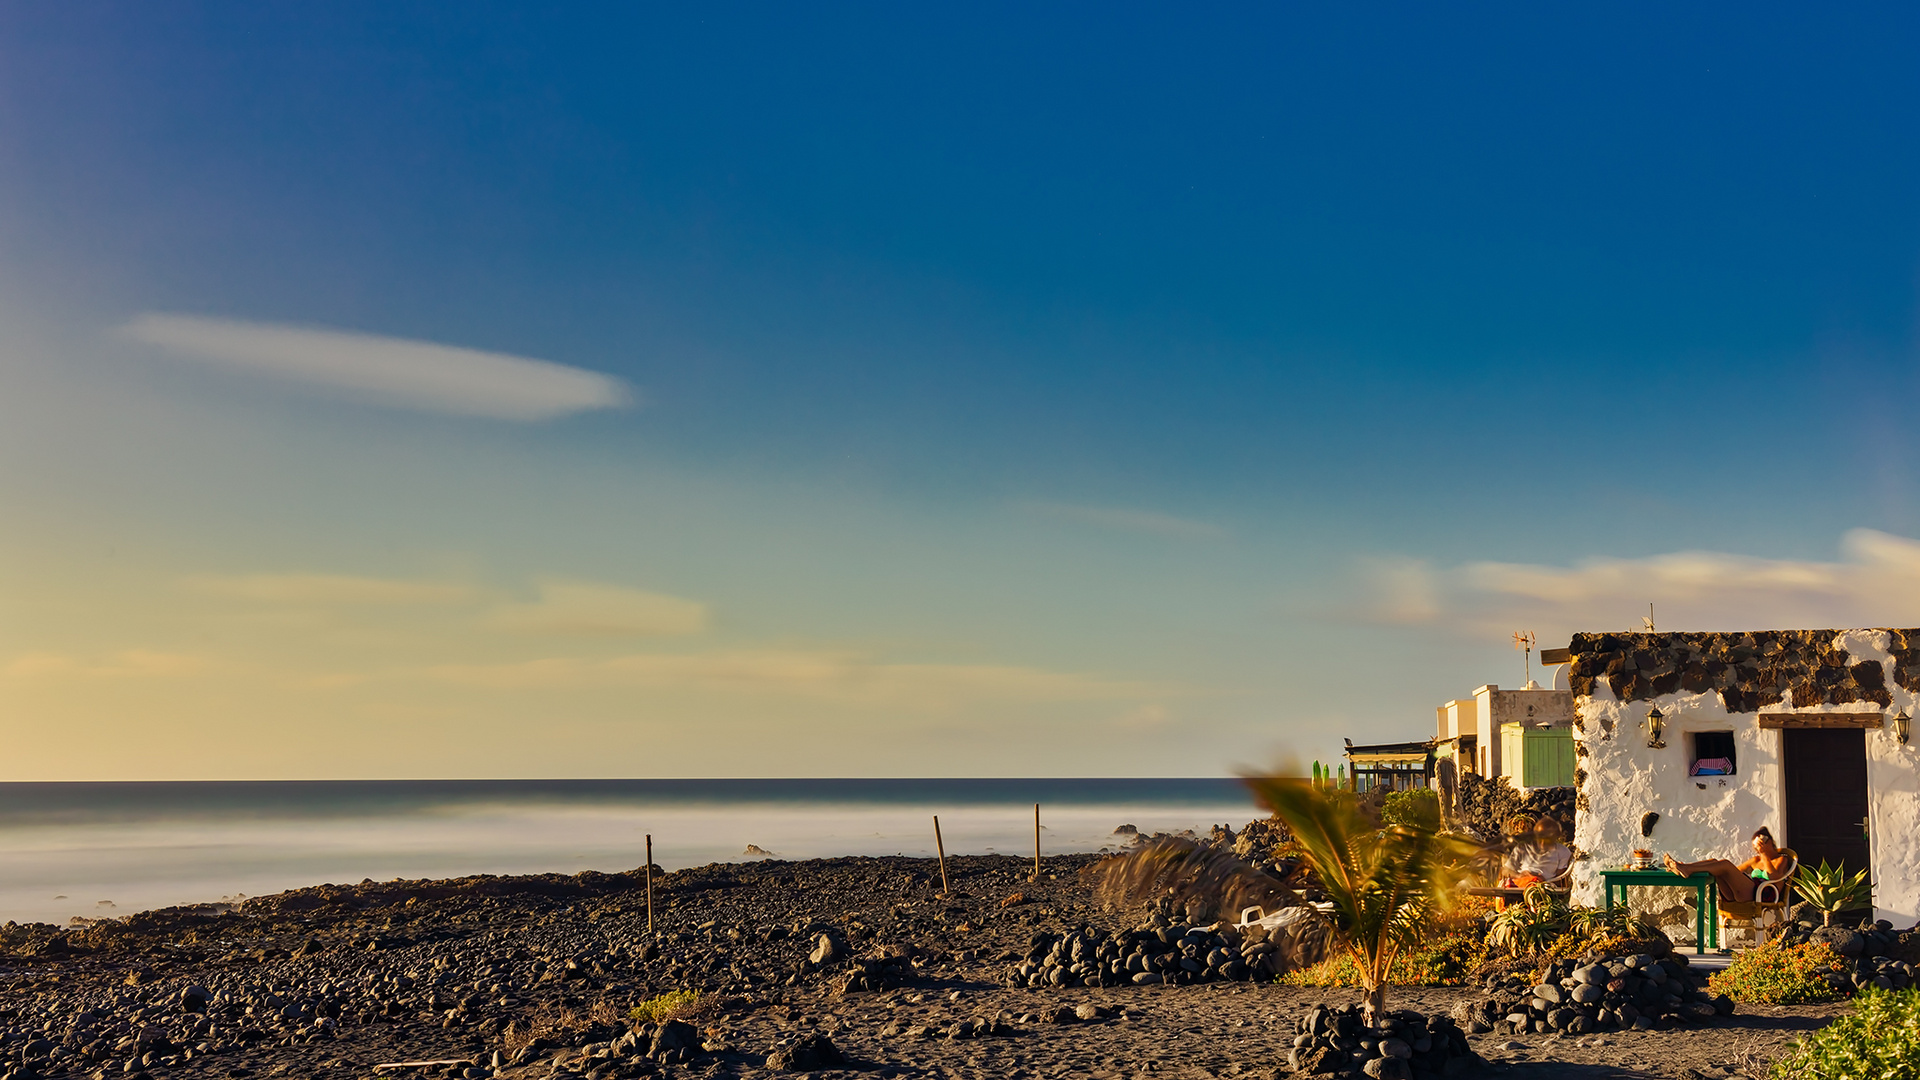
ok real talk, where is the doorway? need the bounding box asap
[1782,727,1871,877]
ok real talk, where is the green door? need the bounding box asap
[1522,727,1575,788]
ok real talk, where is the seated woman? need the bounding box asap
[1663,826,1792,904]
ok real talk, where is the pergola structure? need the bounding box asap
[1343,739,1434,793]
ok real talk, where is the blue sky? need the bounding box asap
[4,5,1920,778]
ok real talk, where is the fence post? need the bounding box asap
[1033,803,1042,881]
[933,815,951,895]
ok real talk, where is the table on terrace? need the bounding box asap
[1599,869,1719,954]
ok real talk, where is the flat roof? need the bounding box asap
[1344,740,1433,764]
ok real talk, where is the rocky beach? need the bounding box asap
[0,850,1846,1080]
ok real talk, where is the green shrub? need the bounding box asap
[1771,986,1920,1079]
[1381,789,1441,830]
[1708,940,1846,1005]
[629,989,703,1024]
[1280,929,1487,988]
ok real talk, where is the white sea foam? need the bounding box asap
[0,780,1254,925]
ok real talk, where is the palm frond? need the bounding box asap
[1242,775,1487,1018]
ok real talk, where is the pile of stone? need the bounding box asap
[1455,954,1733,1037]
[1004,919,1284,988]
[1798,922,1918,992]
[1453,773,1573,845]
[1285,1003,1477,1079]
[1229,819,1294,872]
[830,954,912,994]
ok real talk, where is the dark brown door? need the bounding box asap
[1783,728,1871,876]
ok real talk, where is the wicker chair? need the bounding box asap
[1717,849,1798,947]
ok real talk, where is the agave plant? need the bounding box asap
[1486,884,1569,955]
[1243,776,1484,1022]
[1567,898,1649,943]
[1796,860,1872,927]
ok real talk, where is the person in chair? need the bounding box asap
[1513,815,1572,886]
[1663,826,1792,903]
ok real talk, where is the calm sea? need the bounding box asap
[0,779,1254,927]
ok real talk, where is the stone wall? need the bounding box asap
[1565,628,1920,712]
[1452,772,1573,845]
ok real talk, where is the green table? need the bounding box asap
[1599,869,1719,953]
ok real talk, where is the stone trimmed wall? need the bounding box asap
[1565,628,1920,712]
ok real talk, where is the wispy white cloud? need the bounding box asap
[187,573,476,606]
[1355,555,1442,624]
[120,313,632,421]
[483,579,709,637]
[1361,529,1920,633]
[1023,500,1226,539]
[427,648,1171,709]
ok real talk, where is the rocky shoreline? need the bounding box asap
[0,854,1845,1080]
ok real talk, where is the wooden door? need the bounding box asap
[1782,727,1871,876]
[1522,728,1575,788]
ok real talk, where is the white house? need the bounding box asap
[1434,683,1576,789]
[1566,628,1920,927]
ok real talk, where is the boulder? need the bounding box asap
[650,1020,699,1056]
[808,934,844,965]
[765,1033,844,1072]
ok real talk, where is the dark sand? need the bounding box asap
[0,854,1845,1080]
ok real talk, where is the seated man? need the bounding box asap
[1663,826,1792,904]
[1496,814,1539,888]
[1492,814,1543,910]
[1513,815,1573,885]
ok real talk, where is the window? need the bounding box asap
[1691,731,1736,776]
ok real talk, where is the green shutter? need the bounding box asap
[1522,727,1575,788]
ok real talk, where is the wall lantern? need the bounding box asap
[1645,706,1667,749]
[1893,710,1911,746]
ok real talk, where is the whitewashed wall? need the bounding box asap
[1572,629,1920,927]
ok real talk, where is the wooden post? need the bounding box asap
[645,834,654,935]
[933,815,950,896]
[1033,803,1042,880]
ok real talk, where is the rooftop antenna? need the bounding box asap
[1643,603,1655,633]
[1513,630,1537,688]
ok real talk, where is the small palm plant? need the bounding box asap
[1244,776,1483,1022]
[1093,774,1485,1024]
[1796,861,1872,927]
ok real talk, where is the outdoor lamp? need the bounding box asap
[1893,709,1911,746]
[1645,706,1666,748]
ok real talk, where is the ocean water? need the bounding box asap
[0,779,1255,927]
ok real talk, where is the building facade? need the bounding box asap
[1566,628,1920,926]
[1434,683,1576,788]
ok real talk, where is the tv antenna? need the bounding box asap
[1642,603,1655,633]
[1513,630,1536,687]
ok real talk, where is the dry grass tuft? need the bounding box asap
[1724,1032,1782,1078]
[1089,835,1300,924]
[501,997,626,1058]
